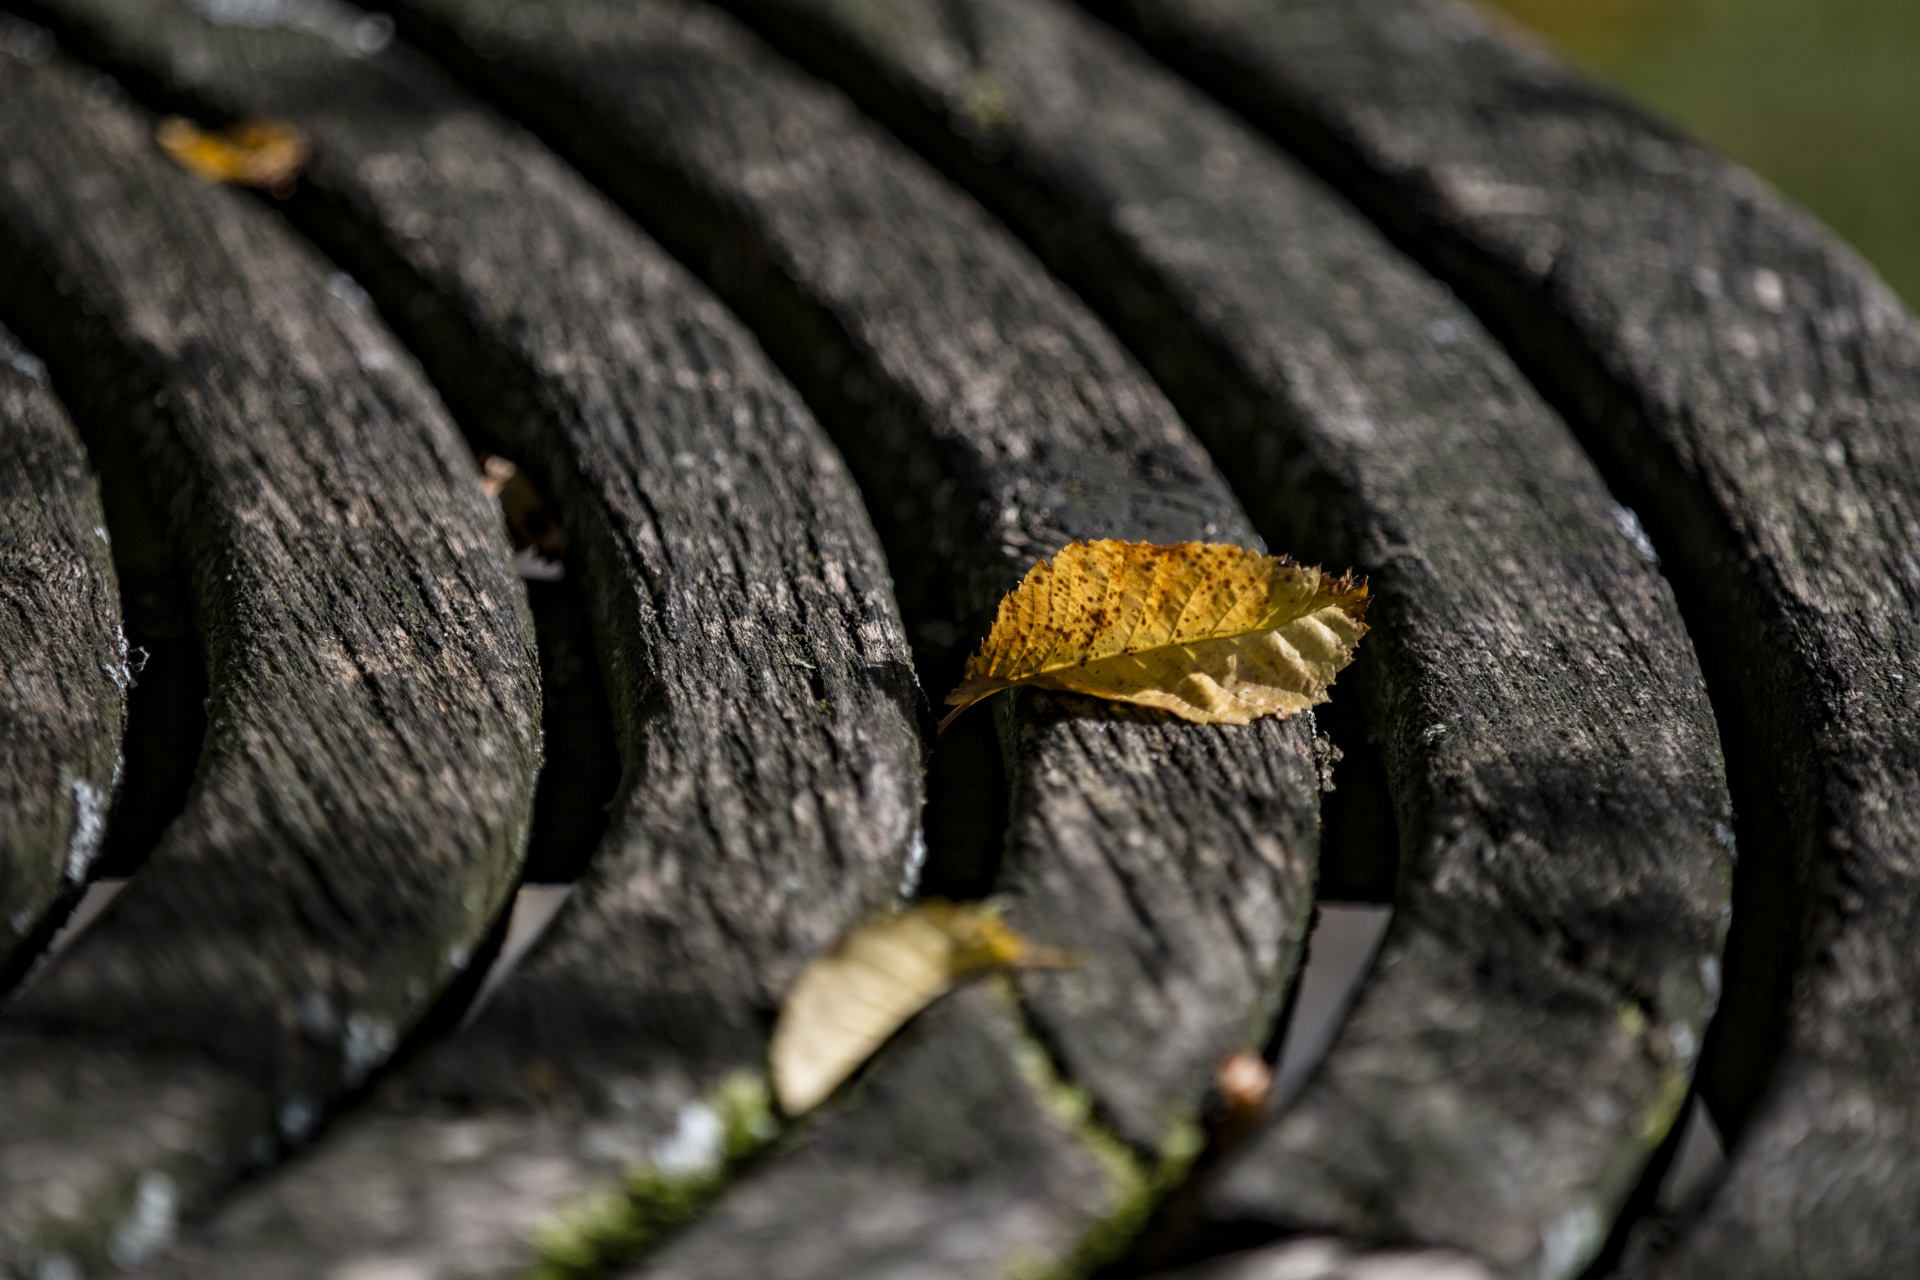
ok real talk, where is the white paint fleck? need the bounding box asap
[1539,1201,1604,1280]
[5,348,47,384]
[188,0,391,56]
[37,1255,81,1280]
[1751,267,1786,312]
[1712,821,1738,866]
[64,778,106,884]
[106,1171,178,1268]
[650,1102,724,1177]
[1610,505,1659,565]
[327,271,371,312]
[351,13,393,53]
[328,1258,434,1280]
[897,827,928,900]
[278,1096,319,1145]
[342,1013,397,1085]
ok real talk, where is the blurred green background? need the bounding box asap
[1475,0,1920,309]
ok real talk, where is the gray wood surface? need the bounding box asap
[638,984,1130,1280]
[0,320,123,983]
[13,2,927,1274]
[717,1,1732,1275]
[383,0,1323,1270]
[0,39,541,1274]
[1082,0,1920,1274]
[1156,1236,1497,1280]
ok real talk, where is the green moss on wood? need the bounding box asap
[528,1071,780,1279]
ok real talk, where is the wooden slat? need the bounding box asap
[12,1,929,1273]
[714,2,1733,1275]
[0,320,123,981]
[381,0,1323,1271]
[640,984,1127,1280]
[1083,0,1920,1274]
[0,40,541,1274]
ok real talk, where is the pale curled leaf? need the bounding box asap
[156,116,308,192]
[942,539,1368,729]
[769,902,1068,1116]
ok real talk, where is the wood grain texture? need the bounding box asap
[11,2,926,1273]
[384,0,1322,1265]
[715,1,1731,1275]
[0,39,540,1272]
[0,321,123,981]
[1081,0,1920,1274]
[635,984,1128,1280]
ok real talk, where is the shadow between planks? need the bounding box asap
[0,0,1758,1274]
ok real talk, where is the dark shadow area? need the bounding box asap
[94,561,207,879]
[916,705,1009,900]
[1312,658,1399,904]
[521,574,621,883]
[1072,0,1809,1164]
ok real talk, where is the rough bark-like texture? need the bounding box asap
[639,984,1128,1280]
[384,0,1322,1265]
[716,2,1731,1275]
[1082,0,1920,1275]
[13,3,926,1274]
[0,321,124,980]
[0,40,540,1273]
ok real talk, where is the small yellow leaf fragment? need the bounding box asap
[769,902,1068,1117]
[155,116,308,193]
[942,539,1368,729]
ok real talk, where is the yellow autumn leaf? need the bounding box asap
[156,116,308,193]
[769,902,1068,1117]
[942,539,1368,730]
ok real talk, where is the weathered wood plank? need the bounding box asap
[12,4,927,1275]
[381,0,1323,1268]
[0,37,541,1274]
[12,1,927,1273]
[715,1,1731,1274]
[639,984,1131,1280]
[0,321,124,983]
[1081,0,1920,1273]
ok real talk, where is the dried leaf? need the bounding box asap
[769,902,1068,1117]
[479,454,568,560]
[156,116,308,193]
[942,539,1368,729]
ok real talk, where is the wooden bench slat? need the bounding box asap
[640,984,1127,1280]
[0,322,123,982]
[1082,0,1920,1272]
[382,0,1322,1268]
[14,1,927,1272]
[715,1,1734,1274]
[0,42,541,1273]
